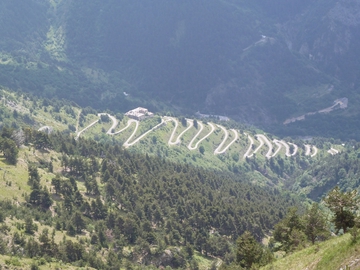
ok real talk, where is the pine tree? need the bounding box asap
[72,212,86,234]
[273,207,305,251]
[51,175,61,195]
[25,217,35,235]
[236,231,263,269]
[324,186,358,234]
[304,203,329,244]
[1,138,18,164]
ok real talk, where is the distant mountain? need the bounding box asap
[0,0,360,139]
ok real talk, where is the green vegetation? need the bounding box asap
[0,90,359,268]
[0,123,302,269]
[261,233,360,270]
[235,231,273,269]
[1,1,360,268]
[0,0,360,139]
[324,187,358,234]
[0,88,351,198]
[221,187,359,269]
[292,142,360,201]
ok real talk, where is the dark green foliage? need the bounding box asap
[66,223,76,236]
[0,127,19,164]
[29,188,52,209]
[72,212,85,234]
[294,146,360,201]
[38,228,56,257]
[0,137,18,164]
[48,161,53,173]
[0,127,303,268]
[304,203,329,244]
[324,187,358,234]
[41,131,296,243]
[27,163,53,209]
[25,238,40,258]
[107,250,122,270]
[28,165,40,187]
[123,217,139,244]
[180,117,187,127]
[33,131,51,150]
[64,240,84,262]
[271,194,356,255]
[25,217,35,235]
[13,231,25,246]
[56,131,296,259]
[100,114,110,123]
[236,231,268,269]
[30,263,40,270]
[51,175,61,194]
[273,207,306,251]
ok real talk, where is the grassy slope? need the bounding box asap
[0,145,95,269]
[1,150,359,269]
[0,134,219,270]
[0,88,346,189]
[262,234,360,270]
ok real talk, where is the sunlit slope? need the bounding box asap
[0,90,343,167]
[261,234,360,270]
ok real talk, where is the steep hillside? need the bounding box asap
[292,142,360,201]
[0,87,354,211]
[274,0,360,139]
[0,117,301,269]
[0,90,359,268]
[261,233,360,270]
[0,88,352,200]
[0,1,359,139]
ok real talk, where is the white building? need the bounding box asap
[125,107,154,121]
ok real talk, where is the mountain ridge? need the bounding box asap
[1,0,360,139]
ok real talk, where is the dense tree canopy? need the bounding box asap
[0,127,300,269]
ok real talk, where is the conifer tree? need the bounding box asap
[324,186,358,234]
[304,203,329,244]
[236,231,263,269]
[1,138,18,164]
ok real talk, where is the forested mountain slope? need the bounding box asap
[2,88,357,196]
[0,122,298,269]
[0,89,359,268]
[293,142,360,201]
[0,88,348,195]
[0,0,360,139]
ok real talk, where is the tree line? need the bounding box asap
[0,126,299,269]
[221,186,360,269]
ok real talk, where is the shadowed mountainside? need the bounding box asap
[0,0,360,139]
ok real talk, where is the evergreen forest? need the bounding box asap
[1,0,360,269]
